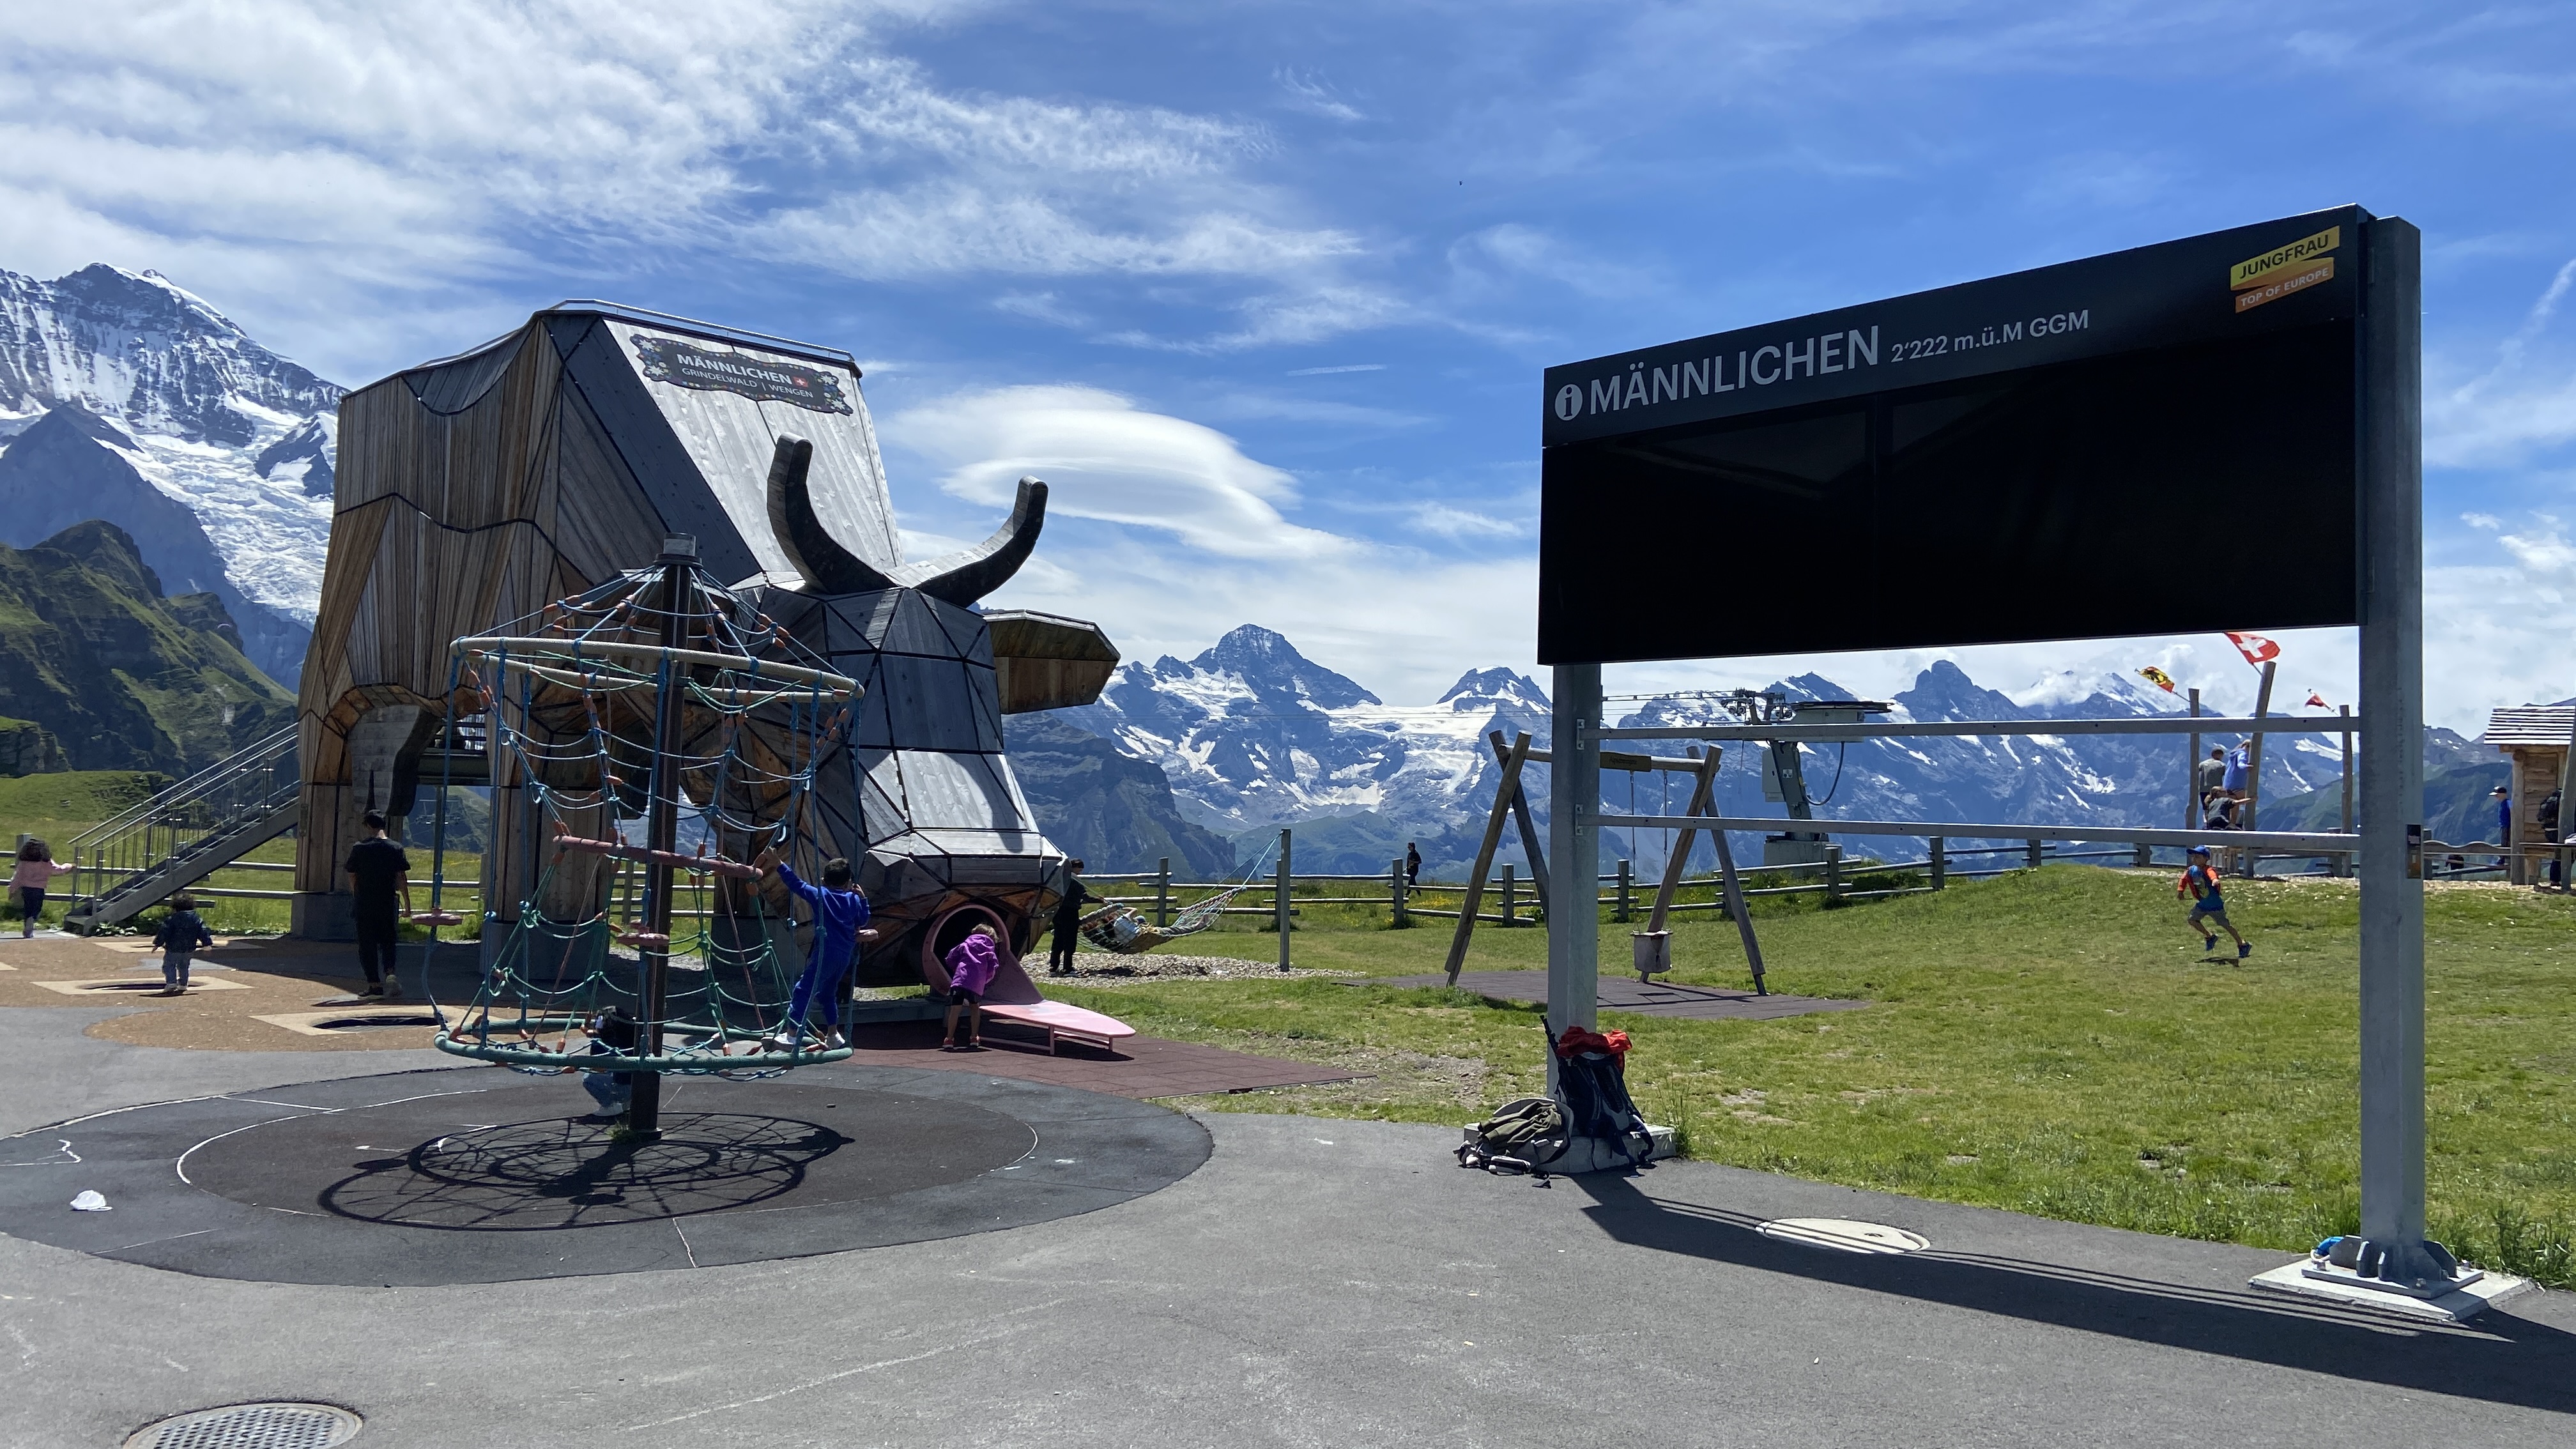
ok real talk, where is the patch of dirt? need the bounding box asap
[1046,954,1338,981]
[1163,1036,1492,1113]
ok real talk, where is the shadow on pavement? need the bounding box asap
[1575,1170,2576,1416]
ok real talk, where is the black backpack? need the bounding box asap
[1557,1049,1657,1170]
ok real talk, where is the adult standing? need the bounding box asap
[10,839,73,938]
[2494,785,2514,879]
[344,811,413,998]
[1405,842,1422,892]
[2195,747,2228,814]
[2540,787,2563,890]
[1048,859,1089,976]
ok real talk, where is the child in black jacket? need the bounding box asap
[152,896,215,994]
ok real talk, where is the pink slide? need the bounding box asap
[978,953,1136,1055]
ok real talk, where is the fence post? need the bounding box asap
[1500,863,1517,927]
[1390,857,1407,927]
[2027,838,2044,871]
[1930,837,1946,891]
[1614,858,1631,923]
[2133,841,2151,868]
[1824,845,1843,903]
[1156,857,1170,928]
[1275,829,1291,972]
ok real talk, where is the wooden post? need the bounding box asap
[1712,827,1766,995]
[1390,857,1407,926]
[2339,707,2356,878]
[1275,828,1291,972]
[1614,857,1631,923]
[2027,838,2043,871]
[624,539,694,1140]
[1930,836,1946,890]
[1825,844,1844,902]
[1156,857,1170,928]
[1445,731,1531,985]
[1648,746,1722,932]
[1499,863,1517,928]
[2186,687,2203,830]
[2133,841,2151,868]
[2242,660,2277,877]
[1487,730,1550,918]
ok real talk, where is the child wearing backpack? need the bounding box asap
[2179,845,2250,960]
[151,895,215,994]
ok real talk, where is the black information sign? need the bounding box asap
[1539,206,2373,664]
[632,334,855,415]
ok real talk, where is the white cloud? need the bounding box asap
[0,1,1399,380]
[2499,520,2576,576]
[889,384,1345,558]
[2428,257,2576,469]
[2462,512,2503,530]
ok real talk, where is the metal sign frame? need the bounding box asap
[1540,215,2449,1292]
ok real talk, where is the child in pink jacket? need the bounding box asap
[10,839,74,938]
[942,924,1003,1051]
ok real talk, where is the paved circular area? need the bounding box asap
[0,1064,1209,1285]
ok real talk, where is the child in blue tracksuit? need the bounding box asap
[756,848,877,1049]
[151,895,215,994]
[2179,846,2250,959]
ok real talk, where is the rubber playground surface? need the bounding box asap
[3,931,2573,1447]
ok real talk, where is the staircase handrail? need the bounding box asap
[66,725,300,855]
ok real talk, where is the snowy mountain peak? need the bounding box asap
[1438,667,1549,714]
[0,263,343,684]
[1192,624,1381,709]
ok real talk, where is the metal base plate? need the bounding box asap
[2250,1261,2537,1321]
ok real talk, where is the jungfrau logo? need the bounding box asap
[2229,226,2339,314]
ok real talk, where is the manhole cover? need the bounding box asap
[1755,1217,1929,1254]
[125,1401,362,1448]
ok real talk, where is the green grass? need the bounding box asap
[1053,866,2576,1283]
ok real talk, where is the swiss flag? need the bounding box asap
[2304,692,2329,709]
[2223,631,2280,668]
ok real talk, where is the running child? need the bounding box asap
[942,923,1003,1052]
[753,847,877,1050]
[151,894,214,995]
[2179,845,2250,959]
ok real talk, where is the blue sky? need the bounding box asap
[4,1,2571,728]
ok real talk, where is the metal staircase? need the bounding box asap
[63,726,301,934]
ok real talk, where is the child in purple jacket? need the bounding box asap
[942,924,1003,1051]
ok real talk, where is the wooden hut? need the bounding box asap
[295,303,1115,969]
[2484,705,2573,885]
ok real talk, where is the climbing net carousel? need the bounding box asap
[423,539,861,1129]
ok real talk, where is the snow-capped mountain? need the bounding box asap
[1049,626,2380,877]
[0,264,344,684]
[1058,625,1554,839]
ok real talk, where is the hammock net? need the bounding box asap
[1078,837,1279,954]
[424,555,861,1078]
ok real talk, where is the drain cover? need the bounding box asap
[1756,1217,1929,1254]
[125,1402,362,1448]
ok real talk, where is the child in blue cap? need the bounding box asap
[2179,845,2250,959]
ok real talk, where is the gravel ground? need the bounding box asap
[1048,953,1339,980]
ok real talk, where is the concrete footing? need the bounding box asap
[2250,1260,2537,1322]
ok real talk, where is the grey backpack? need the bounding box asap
[1457,1096,1568,1176]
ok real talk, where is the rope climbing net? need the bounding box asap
[424,552,861,1078]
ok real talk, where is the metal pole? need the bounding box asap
[1547,664,1602,1086]
[2186,687,2203,830]
[1275,827,1291,972]
[2357,217,2440,1284]
[624,536,695,1140]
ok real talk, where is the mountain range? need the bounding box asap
[1041,625,2506,878]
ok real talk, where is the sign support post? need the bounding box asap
[1545,664,1600,1091]
[2352,217,2450,1289]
